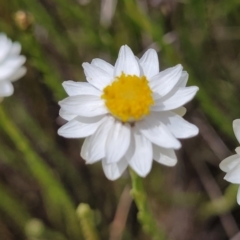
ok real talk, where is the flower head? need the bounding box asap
[58,45,199,180]
[220,119,240,204]
[0,33,26,100]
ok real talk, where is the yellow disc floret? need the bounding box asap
[101,73,154,122]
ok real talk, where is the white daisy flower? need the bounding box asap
[58,45,199,180]
[0,33,26,100]
[220,119,240,204]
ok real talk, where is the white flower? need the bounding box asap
[58,45,199,180]
[0,33,26,99]
[220,119,240,204]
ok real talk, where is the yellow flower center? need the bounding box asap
[101,73,154,122]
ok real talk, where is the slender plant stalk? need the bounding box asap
[76,203,100,240]
[130,170,166,240]
[199,185,238,218]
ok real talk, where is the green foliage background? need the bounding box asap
[1,0,240,239]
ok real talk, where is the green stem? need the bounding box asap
[130,170,166,240]
[199,185,238,218]
[76,203,100,240]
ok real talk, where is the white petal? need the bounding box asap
[152,86,199,111]
[82,62,112,90]
[233,119,240,144]
[81,137,91,160]
[128,131,153,177]
[8,67,26,82]
[224,163,240,184]
[81,117,114,163]
[0,35,11,63]
[0,33,7,43]
[91,58,114,75]
[59,108,77,121]
[125,133,135,160]
[171,107,187,117]
[0,81,14,96]
[136,116,181,149]
[237,186,240,205]
[102,157,128,181]
[59,95,108,117]
[153,71,189,101]
[236,147,240,155]
[9,42,21,56]
[153,145,177,166]
[114,45,140,77]
[139,49,159,79]
[105,120,131,164]
[150,64,183,98]
[156,112,199,139]
[58,115,105,138]
[0,56,26,80]
[62,81,101,97]
[219,154,240,173]
[178,71,188,87]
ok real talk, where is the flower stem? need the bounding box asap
[130,169,166,240]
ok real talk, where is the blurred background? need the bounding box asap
[1,0,240,239]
